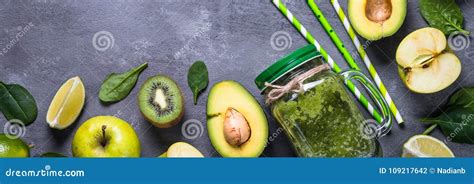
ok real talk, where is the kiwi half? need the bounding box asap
[138,75,184,128]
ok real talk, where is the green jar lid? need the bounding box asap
[255,44,322,91]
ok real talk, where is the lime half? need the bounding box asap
[0,134,29,157]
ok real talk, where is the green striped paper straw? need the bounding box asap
[307,0,360,70]
[329,0,404,124]
[272,0,382,123]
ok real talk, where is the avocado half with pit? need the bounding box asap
[396,27,461,93]
[348,0,407,40]
[207,80,268,157]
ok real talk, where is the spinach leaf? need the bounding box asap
[421,107,474,144]
[421,87,474,144]
[0,82,38,126]
[187,61,208,105]
[446,87,474,109]
[99,62,148,102]
[419,0,470,35]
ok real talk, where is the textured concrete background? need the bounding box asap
[0,0,473,157]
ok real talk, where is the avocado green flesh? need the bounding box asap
[207,80,268,157]
[348,0,407,40]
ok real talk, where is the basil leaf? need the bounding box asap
[40,152,67,157]
[421,107,474,144]
[0,82,38,126]
[187,61,208,105]
[99,62,148,102]
[419,0,470,35]
[446,87,474,109]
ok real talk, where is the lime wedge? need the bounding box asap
[402,135,454,157]
[46,76,85,129]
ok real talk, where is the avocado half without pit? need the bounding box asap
[396,27,461,94]
[207,80,268,157]
[348,0,407,40]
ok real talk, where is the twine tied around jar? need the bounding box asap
[264,63,330,104]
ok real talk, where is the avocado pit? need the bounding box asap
[223,108,251,146]
[365,0,392,23]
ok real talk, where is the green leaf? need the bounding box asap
[421,107,474,144]
[0,82,38,126]
[40,152,67,157]
[420,87,474,143]
[419,0,470,35]
[99,62,148,102]
[446,87,474,109]
[187,61,208,105]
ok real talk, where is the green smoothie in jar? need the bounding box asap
[255,45,392,157]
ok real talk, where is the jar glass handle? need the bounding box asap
[340,70,392,137]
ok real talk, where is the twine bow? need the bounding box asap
[264,63,330,104]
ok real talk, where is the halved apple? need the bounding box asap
[396,27,461,94]
[159,142,204,158]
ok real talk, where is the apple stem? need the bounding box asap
[101,125,107,147]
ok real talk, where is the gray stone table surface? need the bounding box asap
[0,0,473,157]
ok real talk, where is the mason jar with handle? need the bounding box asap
[255,45,392,157]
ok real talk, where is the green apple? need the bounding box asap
[72,116,140,157]
[396,27,461,94]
